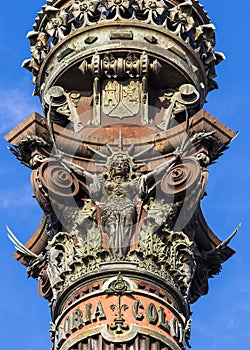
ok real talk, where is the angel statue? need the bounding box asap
[59,146,182,259]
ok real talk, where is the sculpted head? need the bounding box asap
[109,155,131,179]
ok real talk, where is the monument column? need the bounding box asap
[5,1,237,349]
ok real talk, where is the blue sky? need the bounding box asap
[0,1,250,349]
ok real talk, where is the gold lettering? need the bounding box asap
[92,301,106,322]
[64,316,72,337]
[71,309,84,331]
[84,303,92,324]
[158,306,170,332]
[146,303,158,324]
[132,300,144,320]
[170,317,180,340]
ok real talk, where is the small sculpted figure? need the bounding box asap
[169,1,195,42]
[45,8,69,47]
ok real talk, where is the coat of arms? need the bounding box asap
[103,80,140,118]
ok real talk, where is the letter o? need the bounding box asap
[146,303,158,324]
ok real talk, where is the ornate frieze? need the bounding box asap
[51,274,189,350]
[23,0,222,95]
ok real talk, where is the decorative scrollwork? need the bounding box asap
[161,157,201,198]
[45,85,82,131]
[160,83,200,130]
[37,261,53,300]
[38,159,80,198]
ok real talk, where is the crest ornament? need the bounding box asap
[103,80,140,118]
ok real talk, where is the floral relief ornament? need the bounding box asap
[137,0,168,24]
[45,7,69,46]
[169,0,195,42]
[69,0,100,26]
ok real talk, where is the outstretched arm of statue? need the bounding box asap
[55,153,103,201]
[57,156,94,183]
[143,147,182,184]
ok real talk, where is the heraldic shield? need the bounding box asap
[103,80,140,118]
